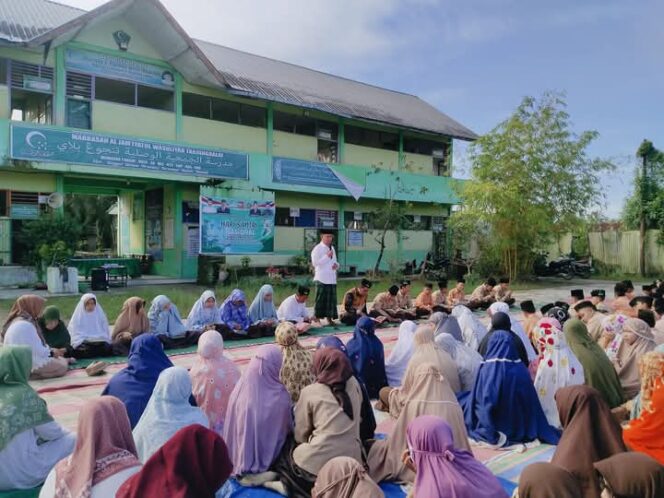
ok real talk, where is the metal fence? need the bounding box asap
[588,229,664,275]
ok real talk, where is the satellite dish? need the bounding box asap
[47,192,64,209]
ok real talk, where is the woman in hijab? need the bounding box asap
[2,295,69,379]
[385,320,417,387]
[625,349,664,420]
[101,334,174,428]
[563,319,625,408]
[367,328,470,483]
[218,289,253,339]
[39,397,141,498]
[312,457,384,498]
[316,336,376,442]
[533,317,585,428]
[433,331,482,392]
[612,318,656,399]
[594,452,664,498]
[133,366,209,462]
[450,304,487,350]
[68,293,117,358]
[223,344,292,477]
[404,415,507,498]
[478,311,530,365]
[38,305,71,352]
[190,330,241,434]
[346,316,388,398]
[484,303,538,363]
[461,329,560,447]
[517,463,582,498]
[112,297,149,349]
[186,290,220,332]
[148,294,201,348]
[276,321,315,402]
[272,348,364,497]
[430,311,463,342]
[116,424,232,498]
[248,284,279,337]
[622,351,664,464]
[552,385,626,498]
[0,346,75,491]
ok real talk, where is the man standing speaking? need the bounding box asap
[311,230,339,326]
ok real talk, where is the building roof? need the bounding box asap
[0,0,477,140]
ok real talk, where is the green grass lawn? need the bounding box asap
[0,274,573,323]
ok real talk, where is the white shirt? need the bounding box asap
[277,295,310,323]
[311,242,338,285]
[40,465,141,498]
[3,319,52,371]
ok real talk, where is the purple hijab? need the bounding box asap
[222,344,292,475]
[407,415,508,498]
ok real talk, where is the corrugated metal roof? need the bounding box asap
[0,0,83,43]
[196,40,477,140]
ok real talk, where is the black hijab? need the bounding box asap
[479,311,529,365]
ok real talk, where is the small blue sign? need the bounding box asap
[10,125,249,180]
[272,157,346,190]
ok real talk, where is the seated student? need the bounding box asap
[276,322,315,403]
[450,305,488,350]
[643,283,656,297]
[316,336,377,442]
[590,288,610,313]
[631,295,654,314]
[594,452,664,498]
[414,283,436,317]
[478,309,532,366]
[653,299,664,345]
[148,295,201,348]
[271,348,364,497]
[490,301,538,362]
[434,330,483,392]
[311,457,383,498]
[368,328,470,483]
[277,285,317,334]
[493,276,515,306]
[532,318,585,428]
[0,346,75,491]
[102,334,174,428]
[395,280,419,319]
[340,278,372,326]
[369,285,402,323]
[2,295,69,379]
[116,425,232,498]
[385,320,418,387]
[551,386,626,498]
[247,284,279,336]
[623,279,636,300]
[38,306,71,354]
[68,293,120,358]
[404,416,507,498]
[346,316,388,398]
[570,289,585,313]
[431,311,464,343]
[612,282,632,316]
[186,290,220,332]
[190,330,241,435]
[516,462,582,498]
[431,279,452,313]
[575,300,606,342]
[39,397,141,498]
[612,318,656,399]
[447,279,467,306]
[112,297,149,350]
[133,366,209,462]
[223,345,292,479]
[468,277,496,310]
[461,329,560,448]
[218,289,253,339]
[519,300,540,346]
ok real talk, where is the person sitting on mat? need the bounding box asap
[340,278,373,326]
[396,280,419,319]
[112,297,150,351]
[493,276,516,306]
[69,293,126,358]
[187,290,222,332]
[431,279,452,313]
[247,284,279,337]
[218,289,253,340]
[415,283,437,318]
[148,295,202,349]
[369,285,402,323]
[277,286,318,334]
[38,306,71,355]
[468,277,497,310]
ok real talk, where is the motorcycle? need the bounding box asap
[534,254,574,280]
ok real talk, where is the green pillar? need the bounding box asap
[266,102,274,156]
[398,130,404,170]
[338,196,346,271]
[54,46,66,126]
[447,139,453,177]
[175,72,183,140]
[174,186,183,277]
[54,174,64,215]
[338,119,345,163]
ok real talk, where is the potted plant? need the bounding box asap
[41,241,79,294]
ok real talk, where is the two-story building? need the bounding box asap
[0,0,476,279]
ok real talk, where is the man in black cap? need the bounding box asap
[540,303,555,315]
[277,285,318,333]
[630,295,653,313]
[520,300,539,343]
[311,230,339,326]
[622,280,636,300]
[415,283,442,317]
[574,300,604,342]
[493,276,515,306]
[431,279,450,313]
[590,289,609,313]
[469,277,497,310]
[340,278,375,326]
[395,279,418,319]
[370,285,402,323]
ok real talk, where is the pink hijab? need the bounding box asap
[189,330,241,434]
[406,415,508,498]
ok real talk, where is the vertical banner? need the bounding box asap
[199,188,275,254]
[145,189,163,261]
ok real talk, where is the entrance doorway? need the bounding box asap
[65,194,118,255]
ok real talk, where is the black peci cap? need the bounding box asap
[437,279,448,288]
[388,285,399,296]
[590,289,606,299]
[499,276,510,284]
[360,278,372,288]
[574,300,596,312]
[486,277,497,287]
[520,300,536,313]
[297,285,310,296]
[540,303,555,314]
[571,289,585,300]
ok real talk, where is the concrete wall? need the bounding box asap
[0,266,37,287]
[74,17,164,61]
[92,101,176,140]
[182,116,266,153]
[345,144,398,170]
[403,152,432,175]
[0,86,9,120]
[0,171,56,191]
[273,131,318,161]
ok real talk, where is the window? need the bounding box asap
[182,93,210,119]
[317,141,337,163]
[95,77,135,105]
[239,104,266,127]
[11,89,52,123]
[275,207,293,226]
[9,60,53,124]
[345,125,398,151]
[403,137,448,156]
[66,99,91,129]
[0,190,8,217]
[182,92,265,127]
[273,111,316,136]
[0,59,7,85]
[274,208,337,228]
[405,215,432,230]
[137,85,173,111]
[344,211,367,230]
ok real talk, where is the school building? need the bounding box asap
[0,0,476,279]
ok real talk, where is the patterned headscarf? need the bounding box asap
[275,321,314,402]
[219,289,252,331]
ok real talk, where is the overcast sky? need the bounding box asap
[58,0,664,219]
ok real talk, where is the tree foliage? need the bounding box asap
[451,92,613,280]
[65,195,116,250]
[621,140,664,232]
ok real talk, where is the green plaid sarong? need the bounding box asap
[314,282,338,319]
